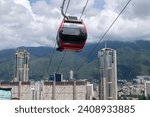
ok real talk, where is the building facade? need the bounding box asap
[0,81,91,100]
[145,81,150,97]
[98,48,117,100]
[14,50,29,82]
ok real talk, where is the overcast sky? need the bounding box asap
[0,0,150,50]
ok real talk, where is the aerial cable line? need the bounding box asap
[43,0,70,79]
[79,0,89,20]
[54,0,70,74]
[43,42,57,79]
[55,51,67,73]
[46,42,57,74]
[55,0,89,98]
[55,0,89,75]
[75,0,132,74]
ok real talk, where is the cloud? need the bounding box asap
[0,0,61,50]
[85,0,150,42]
[0,0,150,50]
[125,0,150,19]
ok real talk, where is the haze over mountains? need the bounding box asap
[0,40,150,82]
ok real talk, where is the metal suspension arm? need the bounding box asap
[79,0,89,20]
[61,0,68,19]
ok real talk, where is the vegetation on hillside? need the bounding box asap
[0,40,150,82]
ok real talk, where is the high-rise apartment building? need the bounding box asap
[14,50,29,82]
[98,48,117,100]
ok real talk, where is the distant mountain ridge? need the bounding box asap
[0,40,150,81]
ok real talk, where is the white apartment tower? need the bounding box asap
[14,50,30,82]
[98,48,117,100]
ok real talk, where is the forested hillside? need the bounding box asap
[0,40,150,81]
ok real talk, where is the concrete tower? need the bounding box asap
[98,48,117,100]
[14,50,30,82]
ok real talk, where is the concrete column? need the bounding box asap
[73,81,76,100]
[18,81,22,100]
[52,81,56,100]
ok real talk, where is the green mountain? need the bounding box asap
[0,40,150,81]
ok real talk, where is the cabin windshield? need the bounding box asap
[62,35,85,44]
[60,29,87,44]
[62,27,80,35]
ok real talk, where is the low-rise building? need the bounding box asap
[0,81,93,100]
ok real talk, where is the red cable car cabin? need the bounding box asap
[56,17,87,52]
